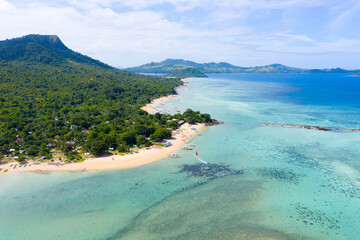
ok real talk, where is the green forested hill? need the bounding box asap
[0,35,211,161]
[126,58,245,73]
[0,34,110,68]
[165,68,207,78]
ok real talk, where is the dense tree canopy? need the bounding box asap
[0,35,212,161]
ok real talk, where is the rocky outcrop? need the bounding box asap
[261,123,332,131]
[261,123,360,132]
[205,119,223,126]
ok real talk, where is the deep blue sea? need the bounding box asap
[0,73,359,239]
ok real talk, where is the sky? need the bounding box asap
[0,0,359,69]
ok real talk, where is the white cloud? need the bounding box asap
[0,0,224,66]
[0,0,359,68]
[0,0,15,11]
[254,35,360,54]
[213,0,327,9]
[272,33,315,43]
[67,0,198,11]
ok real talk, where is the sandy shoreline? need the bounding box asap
[0,81,204,174]
[141,82,187,114]
[0,122,203,173]
[141,94,177,114]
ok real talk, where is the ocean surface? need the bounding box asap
[1,73,360,240]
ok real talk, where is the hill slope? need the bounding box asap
[165,68,207,78]
[0,34,111,68]
[126,59,358,74]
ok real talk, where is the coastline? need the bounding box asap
[0,123,204,173]
[141,81,188,114]
[141,94,177,114]
[1,79,205,174]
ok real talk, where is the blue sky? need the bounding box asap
[0,0,359,68]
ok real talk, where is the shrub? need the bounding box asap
[89,140,107,156]
[150,128,172,142]
[117,145,129,152]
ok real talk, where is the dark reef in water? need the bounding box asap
[293,202,340,230]
[179,163,244,180]
[284,147,360,200]
[320,181,360,200]
[256,168,304,184]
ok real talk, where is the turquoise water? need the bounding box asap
[1,73,360,239]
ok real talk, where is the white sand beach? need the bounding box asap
[141,94,177,114]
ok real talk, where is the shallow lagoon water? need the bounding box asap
[1,73,360,239]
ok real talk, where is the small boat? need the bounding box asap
[195,150,208,164]
[182,145,193,150]
[169,153,180,158]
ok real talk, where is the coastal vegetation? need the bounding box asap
[0,35,213,162]
[126,58,360,74]
[164,68,207,78]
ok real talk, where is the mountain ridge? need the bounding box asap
[125,58,359,74]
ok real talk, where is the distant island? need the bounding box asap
[126,58,360,74]
[0,34,215,167]
[164,68,207,78]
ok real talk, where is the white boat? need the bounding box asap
[168,153,180,158]
[182,145,193,150]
